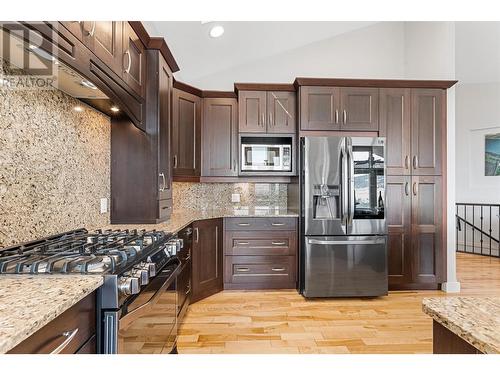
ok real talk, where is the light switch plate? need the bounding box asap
[100,198,108,214]
[231,193,240,203]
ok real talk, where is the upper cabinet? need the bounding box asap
[380,88,444,176]
[121,22,146,98]
[202,98,239,177]
[238,90,296,134]
[300,86,379,131]
[410,89,444,176]
[85,21,123,74]
[172,88,202,178]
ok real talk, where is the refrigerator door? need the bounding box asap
[347,137,387,235]
[303,235,388,297]
[303,136,348,236]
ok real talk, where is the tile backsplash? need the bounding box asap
[172,182,288,211]
[0,59,111,247]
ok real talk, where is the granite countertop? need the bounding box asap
[0,275,103,354]
[100,206,299,234]
[422,296,500,354]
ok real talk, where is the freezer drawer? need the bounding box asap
[303,236,387,297]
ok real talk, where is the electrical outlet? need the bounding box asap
[231,193,240,203]
[100,198,108,214]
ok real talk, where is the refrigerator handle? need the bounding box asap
[347,139,355,225]
[340,142,349,223]
[308,238,385,245]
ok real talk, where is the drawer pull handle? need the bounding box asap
[271,241,286,246]
[237,241,250,245]
[271,223,285,226]
[271,267,285,272]
[236,267,250,272]
[237,223,251,226]
[50,328,79,354]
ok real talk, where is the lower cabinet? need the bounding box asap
[386,175,444,289]
[223,217,298,290]
[191,218,224,303]
[8,292,96,354]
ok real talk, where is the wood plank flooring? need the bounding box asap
[178,253,500,354]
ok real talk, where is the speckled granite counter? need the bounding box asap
[0,275,103,353]
[100,206,299,234]
[422,297,500,354]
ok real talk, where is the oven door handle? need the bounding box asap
[119,262,182,330]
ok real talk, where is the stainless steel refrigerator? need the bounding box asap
[300,136,388,297]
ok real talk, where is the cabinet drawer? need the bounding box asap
[158,199,172,221]
[224,256,296,289]
[224,217,297,231]
[225,231,296,256]
[9,292,96,354]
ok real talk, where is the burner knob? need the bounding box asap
[140,262,156,277]
[118,277,140,296]
[128,268,149,286]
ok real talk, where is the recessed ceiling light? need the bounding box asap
[80,79,97,90]
[73,106,83,112]
[110,106,120,113]
[209,25,224,38]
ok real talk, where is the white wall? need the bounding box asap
[192,22,406,90]
[456,83,500,203]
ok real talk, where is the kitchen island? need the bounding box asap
[422,297,500,354]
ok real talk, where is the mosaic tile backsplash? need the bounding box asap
[172,182,288,211]
[0,59,111,247]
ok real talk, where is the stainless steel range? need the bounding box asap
[0,228,185,354]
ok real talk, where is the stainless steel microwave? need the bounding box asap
[241,143,292,171]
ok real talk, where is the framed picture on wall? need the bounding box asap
[485,133,500,176]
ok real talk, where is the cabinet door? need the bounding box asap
[122,22,145,98]
[411,89,444,175]
[300,86,340,130]
[158,57,173,201]
[267,91,296,133]
[172,89,201,177]
[340,87,379,131]
[84,21,122,75]
[386,176,412,286]
[238,91,267,133]
[192,219,223,302]
[202,98,238,176]
[60,21,83,41]
[411,176,443,284]
[379,88,411,175]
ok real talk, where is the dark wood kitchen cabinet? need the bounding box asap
[238,91,267,132]
[191,218,223,302]
[172,88,201,178]
[202,97,239,177]
[411,175,443,285]
[238,90,296,133]
[110,49,173,223]
[121,22,146,98]
[379,88,411,175]
[84,21,123,75]
[340,87,379,131]
[8,292,96,354]
[300,86,340,131]
[386,175,444,289]
[411,89,444,176]
[300,86,378,131]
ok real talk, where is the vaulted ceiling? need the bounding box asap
[144,21,378,88]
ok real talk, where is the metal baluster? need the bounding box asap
[490,206,492,256]
[464,205,467,253]
[480,206,483,255]
[472,205,475,254]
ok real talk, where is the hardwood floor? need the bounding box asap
[178,253,500,354]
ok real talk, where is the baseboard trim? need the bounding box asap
[441,281,461,293]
